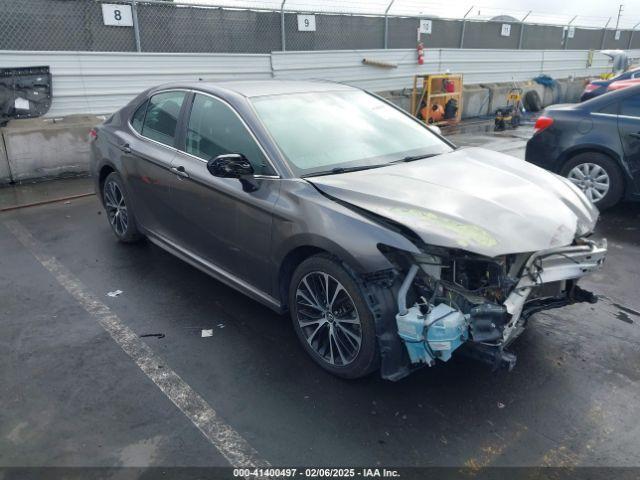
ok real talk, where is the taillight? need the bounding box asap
[534,116,554,134]
[89,128,98,140]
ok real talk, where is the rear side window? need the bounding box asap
[185,93,274,175]
[131,100,148,134]
[620,95,640,118]
[141,91,186,147]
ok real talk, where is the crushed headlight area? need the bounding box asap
[382,238,607,377]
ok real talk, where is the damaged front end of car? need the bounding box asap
[378,236,607,378]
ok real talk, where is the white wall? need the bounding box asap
[0,48,614,117]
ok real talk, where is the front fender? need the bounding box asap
[270,180,420,293]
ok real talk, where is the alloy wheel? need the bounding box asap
[104,180,128,237]
[567,162,610,203]
[295,272,362,366]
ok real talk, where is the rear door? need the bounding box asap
[124,90,188,238]
[167,92,281,293]
[617,93,640,191]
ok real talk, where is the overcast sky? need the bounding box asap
[183,0,639,28]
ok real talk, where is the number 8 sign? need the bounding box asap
[102,4,134,27]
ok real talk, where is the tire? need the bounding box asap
[102,171,143,243]
[289,254,379,379]
[524,90,542,112]
[560,152,624,209]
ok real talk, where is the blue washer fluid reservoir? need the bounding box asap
[396,305,435,365]
[426,303,469,362]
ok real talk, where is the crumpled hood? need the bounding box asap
[307,147,599,257]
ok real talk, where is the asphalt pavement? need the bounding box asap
[1,126,639,472]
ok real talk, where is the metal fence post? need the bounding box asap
[563,16,577,50]
[383,0,395,49]
[600,17,611,50]
[131,0,142,52]
[280,0,287,51]
[459,6,473,49]
[518,11,531,49]
[629,22,640,49]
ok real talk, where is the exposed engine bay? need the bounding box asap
[383,237,607,373]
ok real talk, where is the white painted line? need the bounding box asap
[4,219,270,471]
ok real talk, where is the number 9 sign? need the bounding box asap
[297,15,317,32]
[102,4,134,27]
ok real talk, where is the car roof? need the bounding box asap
[580,83,640,109]
[159,79,357,98]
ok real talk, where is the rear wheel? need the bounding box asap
[289,255,379,379]
[102,171,143,243]
[560,152,624,209]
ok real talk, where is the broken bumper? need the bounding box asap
[392,238,607,377]
[501,238,607,344]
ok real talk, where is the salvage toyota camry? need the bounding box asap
[91,80,607,380]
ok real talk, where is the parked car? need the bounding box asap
[580,67,640,101]
[91,80,606,380]
[607,78,640,92]
[526,84,640,209]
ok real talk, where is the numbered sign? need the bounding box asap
[102,4,134,27]
[297,15,316,32]
[419,20,432,35]
[500,24,511,37]
[567,26,575,39]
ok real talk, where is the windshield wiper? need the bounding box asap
[303,163,390,177]
[303,153,442,178]
[394,153,440,163]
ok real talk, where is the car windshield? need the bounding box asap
[250,90,453,176]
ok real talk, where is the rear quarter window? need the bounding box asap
[131,100,148,134]
[620,95,640,118]
[598,102,619,115]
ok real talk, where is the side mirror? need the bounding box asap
[207,153,254,179]
[207,153,258,192]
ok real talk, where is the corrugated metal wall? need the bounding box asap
[0,51,273,117]
[0,48,614,117]
[270,49,612,89]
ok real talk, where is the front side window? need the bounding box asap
[141,91,186,147]
[185,93,274,175]
[251,90,452,177]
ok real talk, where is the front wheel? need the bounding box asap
[560,153,624,209]
[289,255,379,379]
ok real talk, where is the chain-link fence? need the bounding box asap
[1,0,639,53]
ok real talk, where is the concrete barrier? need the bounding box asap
[557,78,588,103]
[1,115,102,183]
[481,83,516,115]
[462,85,491,118]
[0,137,10,185]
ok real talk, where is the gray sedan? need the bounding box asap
[91,80,607,380]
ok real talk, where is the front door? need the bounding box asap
[167,92,281,294]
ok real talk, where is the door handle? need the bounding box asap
[629,132,640,139]
[171,165,189,178]
[119,143,132,154]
